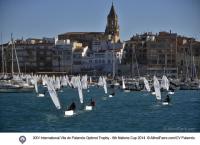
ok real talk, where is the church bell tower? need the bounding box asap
[105,3,120,43]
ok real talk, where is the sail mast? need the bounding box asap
[1,32,4,75]
[112,40,115,79]
[11,33,14,75]
[134,44,140,78]
[190,39,193,79]
[175,36,178,79]
[14,41,21,75]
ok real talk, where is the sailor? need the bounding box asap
[90,99,95,107]
[68,102,76,111]
[110,92,115,96]
[164,95,170,103]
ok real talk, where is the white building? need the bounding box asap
[53,38,88,73]
[82,40,124,74]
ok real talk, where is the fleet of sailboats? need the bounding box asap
[0,35,34,93]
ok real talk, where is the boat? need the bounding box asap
[85,105,92,111]
[153,76,161,100]
[102,76,108,94]
[168,91,174,95]
[64,110,74,116]
[162,102,169,105]
[124,89,131,93]
[46,78,61,109]
[121,76,128,92]
[179,81,200,90]
[16,79,34,92]
[109,94,113,98]
[124,80,143,91]
[0,80,23,93]
[37,93,45,97]
[0,35,34,93]
[143,77,151,92]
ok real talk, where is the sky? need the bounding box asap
[0,0,200,43]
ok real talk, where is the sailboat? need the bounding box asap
[88,76,95,87]
[179,40,200,90]
[64,76,85,116]
[121,76,125,88]
[143,77,151,92]
[153,76,161,100]
[161,75,169,91]
[0,80,23,93]
[60,76,68,87]
[46,78,61,109]
[161,75,174,94]
[33,75,45,97]
[1,35,35,92]
[103,76,108,94]
[121,76,130,92]
[0,35,29,93]
[80,75,93,111]
[81,75,88,90]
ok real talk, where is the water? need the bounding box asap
[0,87,200,132]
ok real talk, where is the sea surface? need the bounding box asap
[0,86,200,132]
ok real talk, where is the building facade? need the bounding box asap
[123,31,200,78]
[0,38,54,74]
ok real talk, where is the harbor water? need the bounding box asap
[0,87,200,132]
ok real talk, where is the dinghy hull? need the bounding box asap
[162,102,169,105]
[85,106,92,111]
[65,110,74,116]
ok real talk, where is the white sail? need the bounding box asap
[89,76,92,84]
[81,75,88,89]
[161,75,169,91]
[42,76,47,86]
[143,77,150,92]
[102,76,108,94]
[61,76,68,87]
[153,76,161,100]
[122,76,126,89]
[46,79,61,109]
[71,76,78,88]
[33,76,38,93]
[77,77,83,103]
[98,76,104,86]
[66,75,71,87]
[54,77,61,90]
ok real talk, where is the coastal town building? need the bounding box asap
[0,38,54,73]
[53,38,87,73]
[123,31,200,78]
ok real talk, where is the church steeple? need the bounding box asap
[108,2,117,18]
[105,2,120,42]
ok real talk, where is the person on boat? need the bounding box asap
[43,90,46,95]
[90,99,95,107]
[164,95,170,103]
[68,102,76,111]
[110,92,115,96]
